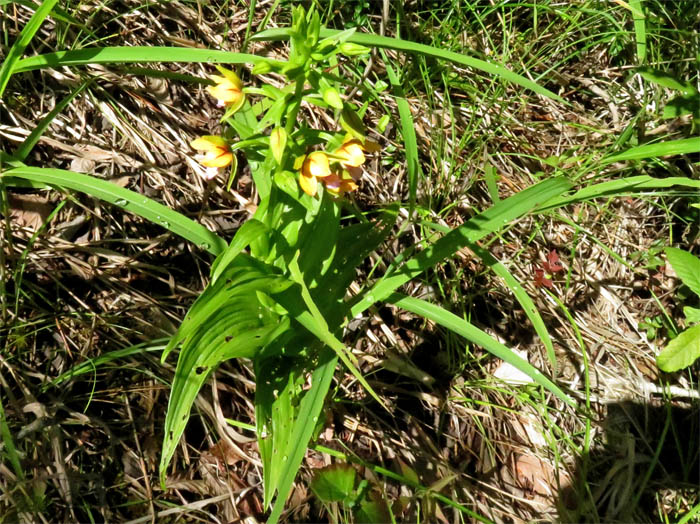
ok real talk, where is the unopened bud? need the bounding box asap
[339,42,370,56]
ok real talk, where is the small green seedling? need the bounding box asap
[310,464,390,524]
[656,247,700,372]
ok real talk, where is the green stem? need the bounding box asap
[284,75,305,137]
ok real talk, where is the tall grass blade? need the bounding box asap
[46,339,168,388]
[539,175,700,211]
[388,293,574,407]
[629,0,647,64]
[14,80,92,161]
[602,137,700,163]
[253,28,563,102]
[0,395,24,480]
[0,0,59,97]
[382,50,420,212]
[420,219,557,370]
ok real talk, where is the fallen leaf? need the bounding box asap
[8,193,53,231]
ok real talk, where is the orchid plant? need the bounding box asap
[160,7,392,521]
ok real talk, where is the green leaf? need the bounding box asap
[283,257,386,410]
[355,493,391,524]
[602,138,700,164]
[1,166,227,255]
[266,348,338,524]
[351,177,572,317]
[657,324,700,372]
[310,464,357,503]
[665,248,700,298]
[684,307,700,324]
[160,258,292,489]
[256,355,305,507]
[637,67,697,94]
[211,219,270,284]
[387,293,575,407]
[270,127,287,165]
[662,94,700,119]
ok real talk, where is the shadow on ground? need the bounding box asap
[561,396,700,523]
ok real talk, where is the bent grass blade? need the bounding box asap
[0,0,59,97]
[13,47,265,74]
[1,166,227,255]
[350,177,572,317]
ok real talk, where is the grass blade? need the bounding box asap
[420,218,557,371]
[253,28,564,102]
[1,166,227,255]
[13,47,264,74]
[381,50,420,212]
[46,339,168,389]
[539,175,700,211]
[0,394,24,480]
[387,293,574,407]
[602,137,700,164]
[628,0,647,64]
[470,243,557,372]
[0,0,59,97]
[350,177,572,317]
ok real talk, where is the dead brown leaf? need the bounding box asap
[8,192,53,231]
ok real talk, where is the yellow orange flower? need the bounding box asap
[298,151,332,196]
[333,138,381,168]
[207,67,245,110]
[191,136,233,179]
[334,139,366,168]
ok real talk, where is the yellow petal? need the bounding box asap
[335,139,365,167]
[304,152,332,178]
[214,66,243,90]
[200,151,233,168]
[299,173,317,196]
[207,83,243,104]
[191,135,227,151]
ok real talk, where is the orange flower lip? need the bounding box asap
[302,151,332,179]
[191,136,233,169]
